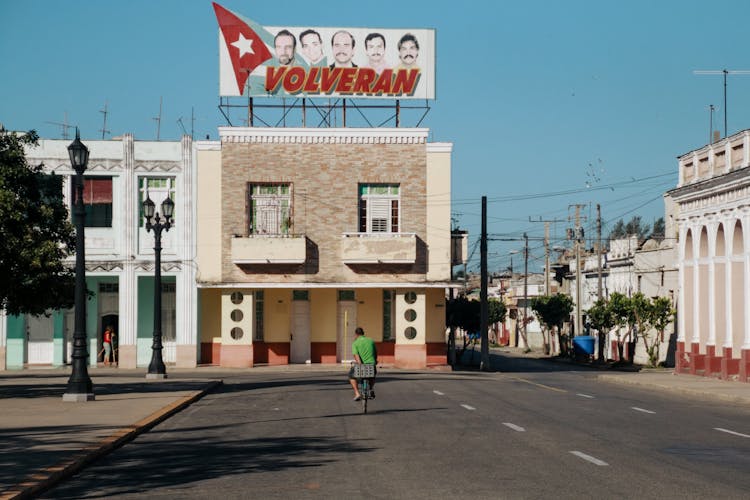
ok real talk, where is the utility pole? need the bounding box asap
[480,196,489,371]
[99,101,110,140]
[153,96,163,141]
[523,232,529,350]
[569,204,587,338]
[597,204,603,301]
[529,216,565,296]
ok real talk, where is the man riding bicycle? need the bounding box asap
[348,327,377,401]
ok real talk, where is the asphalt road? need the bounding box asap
[44,356,750,499]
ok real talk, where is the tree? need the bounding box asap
[645,296,675,367]
[0,129,75,316]
[586,298,616,362]
[650,217,665,242]
[609,219,626,240]
[608,292,632,362]
[531,294,574,356]
[488,298,507,345]
[630,292,652,364]
[624,215,650,243]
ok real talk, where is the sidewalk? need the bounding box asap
[0,368,222,500]
[493,346,750,405]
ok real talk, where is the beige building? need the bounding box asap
[670,129,750,381]
[195,127,454,368]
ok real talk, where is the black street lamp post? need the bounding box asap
[63,129,94,402]
[143,194,174,379]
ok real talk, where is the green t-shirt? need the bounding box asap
[352,335,377,364]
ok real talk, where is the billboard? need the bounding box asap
[213,3,435,100]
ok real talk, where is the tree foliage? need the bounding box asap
[650,217,665,242]
[530,294,574,354]
[0,129,75,316]
[608,215,651,242]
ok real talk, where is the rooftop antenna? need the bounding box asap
[176,117,187,136]
[99,100,111,139]
[694,69,750,138]
[45,111,73,139]
[153,96,163,141]
[191,107,195,139]
[708,104,715,144]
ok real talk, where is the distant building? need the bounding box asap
[669,129,750,381]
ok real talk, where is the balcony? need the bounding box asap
[342,232,417,264]
[231,235,307,264]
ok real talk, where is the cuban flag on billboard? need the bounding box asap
[213,2,273,95]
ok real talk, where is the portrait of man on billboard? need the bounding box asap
[364,32,390,75]
[274,29,298,66]
[397,33,420,71]
[299,29,327,67]
[329,30,357,69]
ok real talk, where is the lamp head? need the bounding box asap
[142,195,156,221]
[161,196,175,220]
[67,128,89,175]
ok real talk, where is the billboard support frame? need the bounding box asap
[217,97,430,129]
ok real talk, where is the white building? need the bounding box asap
[0,134,197,369]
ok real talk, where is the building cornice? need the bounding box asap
[195,141,221,151]
[218,127,429,145]
[426,142,453,153]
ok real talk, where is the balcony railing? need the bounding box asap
[341,232,417,264]
[231,234,306,264]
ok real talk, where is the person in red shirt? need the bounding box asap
[102,325,115,366]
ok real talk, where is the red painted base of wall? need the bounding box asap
[220,344,253,368]
[675,341,687,373]
[377,342,395,365]
[741,349,750,383]
[253,342,290,365]
[688,342,705,375]
[311,342,337,364]
[394,344,426,369]
[200,342,221,365]
[426,342,447,365]
[705,345,721,376]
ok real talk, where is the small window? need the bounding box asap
[404,309,417,321]
[338,290,355,301]
[231,309,244,322]
[230,327,244,340]
[231,292,244,304]
[293,290,309,301]
[404,327,417,339]
[74,176,113,227]
[359,183,400,233]
[404,291,417,304]
[248,183,291,235]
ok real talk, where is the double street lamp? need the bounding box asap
[63,129,94,402]
[143,194,174,379]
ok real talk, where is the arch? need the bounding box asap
[698,227,710,351]
[683,228,695,345]
[731,220,745,354]
[714,224,727,347]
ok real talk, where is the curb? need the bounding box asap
[0,380,223,500]
[595,374,750,405]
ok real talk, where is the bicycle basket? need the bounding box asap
[353,364,376,378]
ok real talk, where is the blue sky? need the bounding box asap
[3,0,750,273]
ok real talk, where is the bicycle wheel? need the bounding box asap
[361,379,368,414]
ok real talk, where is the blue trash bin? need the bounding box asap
[572,335,596,355]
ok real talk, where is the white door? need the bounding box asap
[290,299,311,363]
[337,302,357,363]
[26,314,54,364]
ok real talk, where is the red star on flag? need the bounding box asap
[213,2,272,95]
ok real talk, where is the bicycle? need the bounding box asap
[351,363,376,414]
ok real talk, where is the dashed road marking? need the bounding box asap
[503,422,525,432]
[570,451,609,466]
[631,407,655,414]
[461,404,476,411]
[510,376,567,393]
[576,393,595,399]
[433,390,445,396]
[715,427,750,438]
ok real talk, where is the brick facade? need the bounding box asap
[221,142,428,284]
